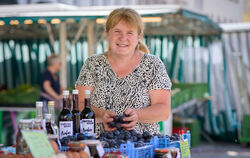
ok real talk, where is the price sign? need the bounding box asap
[22,130,55,158]
[180,139,191,158]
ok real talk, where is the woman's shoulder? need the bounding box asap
[86,53,105,62]
[143,53,163,65]
[42,69,51,77]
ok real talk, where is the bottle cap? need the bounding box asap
[63,90,69,96]
[48,101,55,106]
[84,90,91,95]
[72,89,79,94]
[36,101,43,107]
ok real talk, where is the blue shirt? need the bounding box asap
[40,69,60,101]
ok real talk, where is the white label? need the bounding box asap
[59,121,73,139]
[80,119,94,134]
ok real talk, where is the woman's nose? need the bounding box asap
[119,33,127,41]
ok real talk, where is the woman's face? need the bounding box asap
[106,20,141,56]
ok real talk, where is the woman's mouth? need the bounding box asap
[117,43,129,47]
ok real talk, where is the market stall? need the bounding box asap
[0,3,231,157]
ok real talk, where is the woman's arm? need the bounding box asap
[137,89,171,123]
[122,89,171,130]
[43,81,62,100]
[75,85,94,111]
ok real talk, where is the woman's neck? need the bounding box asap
[47,66,57,74]
[107,50,139,67]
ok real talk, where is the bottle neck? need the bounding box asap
[84,98,90,108]
[48,105,55,123]
[36,106,43,120]
[72,94,79,110]
[63,96,70,109]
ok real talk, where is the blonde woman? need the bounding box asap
[76,8,171,135]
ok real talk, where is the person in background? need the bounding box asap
[40,54,63,113]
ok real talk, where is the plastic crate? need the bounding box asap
[155,131,191,149]
[104,141,154,158]
[157,136,170,148]
[239,115,250,143]
[59,146,69,152]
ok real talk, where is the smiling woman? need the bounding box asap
[75,8,172,136]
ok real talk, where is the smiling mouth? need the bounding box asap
[117,43,129,47]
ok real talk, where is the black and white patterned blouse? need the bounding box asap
[75,53,172,136]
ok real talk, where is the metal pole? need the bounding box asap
[87,20,95,56]
[59,22,67,89]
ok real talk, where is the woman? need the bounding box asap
[76,8,171,135]
[40,54,62,112]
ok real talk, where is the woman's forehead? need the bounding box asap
[112,20,138,31]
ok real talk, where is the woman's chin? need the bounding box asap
[113,49,133,56]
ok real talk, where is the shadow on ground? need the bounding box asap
[191,142,250,158]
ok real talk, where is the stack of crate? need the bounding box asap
[239,114,250,143]
[173,117,200,147]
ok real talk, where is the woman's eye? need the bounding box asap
[114,30,120,33]
[128,32,133,35]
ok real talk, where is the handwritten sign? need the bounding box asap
[22,130,55,158]
[180,139,191,158]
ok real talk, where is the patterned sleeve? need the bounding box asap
[75,57,95,87]
[148,57,172,91]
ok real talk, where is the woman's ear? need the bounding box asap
[138,33,143,40]
[105,30,109,38]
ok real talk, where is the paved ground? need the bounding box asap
[191,142,250,158]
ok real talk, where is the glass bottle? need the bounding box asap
[16,119,24,154]
[72,89,81,134]
[36,101,45,129]
[80,90,95,136]
[45,114,56,135]
[19,119,33,154]
[36,101,43,120]
[58,90,73,139]
[33,119,44,131]
[48,101,58,134]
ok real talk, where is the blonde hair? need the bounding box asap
[47,54,61,66]
[105,8,150,53]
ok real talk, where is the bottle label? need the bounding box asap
[59,121,73,139]
[80,119,94,134]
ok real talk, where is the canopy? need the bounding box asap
[0,3,222,40]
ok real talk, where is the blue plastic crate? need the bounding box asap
[128,144,154,158]
[104,141,154,158]
[155,131,191,149]
[59,146,69,152]
[157,136,170,148]
[170,141,180,148]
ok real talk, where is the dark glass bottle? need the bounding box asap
[58,90,73,139]
[72,89,81,134]
[45,114,55,135]
[80,90,95,135]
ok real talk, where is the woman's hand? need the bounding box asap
[121,108,138,130]
[103,111,117,132]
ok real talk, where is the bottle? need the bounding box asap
[48,101,58,134]
[45,114,56,135]
[36,101,45,129]
[72,89,81,134]
[18,119,33,154]
[58,90,73,139]
[33,119,44,131]
[80,90,95,136]
[36,101,43,120]
[16,119,24,154]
